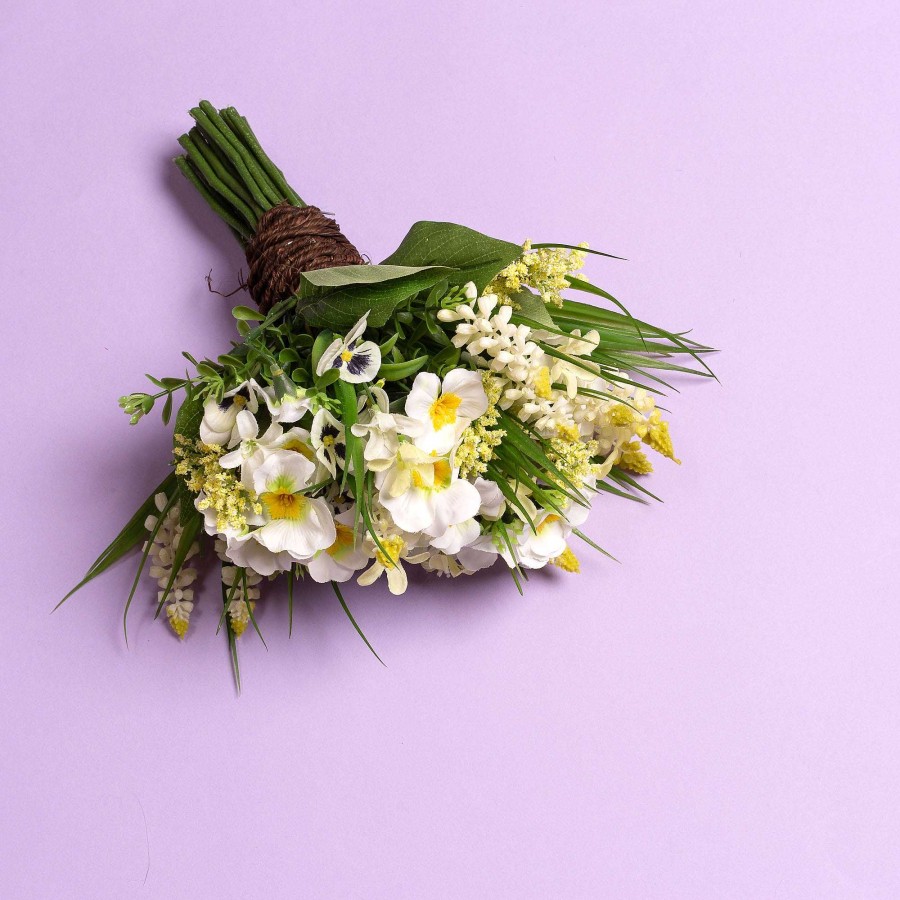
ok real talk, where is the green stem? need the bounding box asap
[174,157,252,239]
[222,107,304,206]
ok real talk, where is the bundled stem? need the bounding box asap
[175,100,304,242]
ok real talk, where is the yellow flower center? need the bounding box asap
[232,395,246,408]
[537,514,561,533]
[261,490,306,521]
[429,392,462,430]
[328,523,356,556]
[376,535,405,569]
[340,349,354,363]
[281,438,316,461]
[411,470,426,489]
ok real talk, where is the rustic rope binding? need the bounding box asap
[244,202,365,313]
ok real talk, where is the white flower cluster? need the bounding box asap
[439,292,656,449]
[189,312,515,594]
[144,492,199,638]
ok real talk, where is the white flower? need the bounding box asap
[457,534,501,574]
[254,380,311,424]
[199,383,260,446]
[427,517,480,555]
[350,408,423,472]
[440,294,542,383]
[506,499,590,569]
[251,450,336,561]
[144,492,199,639]
[405,369,489,454]
[310,408,346,478]
[473,477,505,520]
[315,312,382,384]
[224,531,294,576]
[357,533,424,595]
[218,409,284,486]
[306,508,371,583]
[376,443,481,534]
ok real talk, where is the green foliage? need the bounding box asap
[57,473,177,610]
[382,221,522,293]
[296,264,455,329]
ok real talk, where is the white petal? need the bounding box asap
[315,338,345,377]
[339,341,382,384]
[405,372,441,420]
[253,449,316,495]
[345,311,370,346]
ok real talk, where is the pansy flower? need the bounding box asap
[199,382,260,446]
[315,312,382,384]
[310,409,347,478]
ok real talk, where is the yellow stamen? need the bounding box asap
[376,535,405,569]
[429,392,462,430]
[261,491,306,520]
[280,438,316,461]
[535,366,552,399]
[552,547,580,572]
[328,523,356,556]
[340,349,354,363]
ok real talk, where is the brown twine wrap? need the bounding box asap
[244,202,365,313]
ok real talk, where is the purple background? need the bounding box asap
[3,1,899,896]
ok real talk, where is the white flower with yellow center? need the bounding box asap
[315,312,382,384]
[199,383,259,446]
[307,508,371,584]
[405,369,489,454]
[509,499,590,569]
[376,442,481,533]
[357,534,422,595]
[249,450,336,561]
[218,409,284,486]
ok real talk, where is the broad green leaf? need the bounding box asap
[296,264,455,330]
[381,221,522,293]
[173,391,205,441]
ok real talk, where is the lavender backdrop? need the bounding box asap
[3,1,899,897]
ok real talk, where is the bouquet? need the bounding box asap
[63,101,713,686]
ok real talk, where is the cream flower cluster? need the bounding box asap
[144,492,200,638]
[439,292,657,461]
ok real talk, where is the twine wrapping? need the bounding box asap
[244,202,365,313]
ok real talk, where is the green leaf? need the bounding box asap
[382,221,522,293]
[296,264,455,330]
[56,473,176,610]
[155,514,202,618]
[232,305,264,321]
[173,391,205,441]
[221,577,241,694]
[510,287,555,328]
[331,581,385,666]
[334,380,364,503]
[377,355,429,381]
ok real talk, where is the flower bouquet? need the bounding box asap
[62,101,713,686]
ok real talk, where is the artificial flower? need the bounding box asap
[315,312,382,384]
[405,368,489,453]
